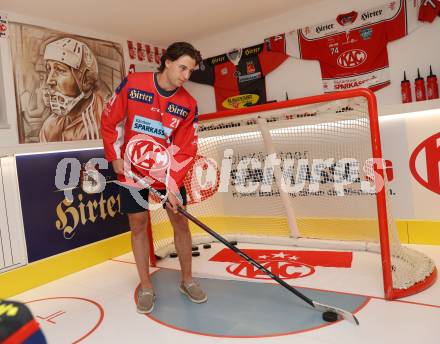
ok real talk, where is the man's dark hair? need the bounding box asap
[158,42,202,72]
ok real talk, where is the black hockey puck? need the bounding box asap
[191,246,199,251]
[322,311,339,322]
[154,254,162,260]
[230,240,238,246]
[203,243,211,249]
[170,252,178,258]
[192,251,200,257]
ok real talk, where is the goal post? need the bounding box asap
[147,88,437,300]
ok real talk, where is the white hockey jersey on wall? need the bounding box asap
[265,0,421,93]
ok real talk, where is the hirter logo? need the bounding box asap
[166,102,190,119]
[409,132,440,195]
[315,23,334,34]
[210,249,352,280]
[337,49,367,68]
[126,136,170,172]
[128,88,154,104]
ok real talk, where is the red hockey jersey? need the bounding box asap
[101,72,198,191]
[418,0,440,22]
[265,0,421,93]
[189,43,287,111]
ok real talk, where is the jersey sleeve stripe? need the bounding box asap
[113,117,127,160]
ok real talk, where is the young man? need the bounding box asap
[101,42,205,313]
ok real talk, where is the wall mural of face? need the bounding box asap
[9,22,125,143]
[45,60,80,97]
[45,60,82,116]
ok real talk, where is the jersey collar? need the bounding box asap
[154,72,178,97]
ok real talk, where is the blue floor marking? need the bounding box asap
[147,269,367,336]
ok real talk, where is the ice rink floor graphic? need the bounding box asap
[9,243,440,343]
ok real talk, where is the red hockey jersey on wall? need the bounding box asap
[265,0,421,93]
[189,43,287,111]
[418,0,440,22]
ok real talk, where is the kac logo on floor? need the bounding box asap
[209,248,353,280]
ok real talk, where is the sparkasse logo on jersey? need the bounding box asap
[337,49,367,68]
[409,132,440,195]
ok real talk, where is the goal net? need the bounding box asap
[147,89,436,300]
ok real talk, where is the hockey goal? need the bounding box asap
[147,88,436,300]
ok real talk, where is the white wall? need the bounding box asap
[188,0,440,115]
[1,1,439,145]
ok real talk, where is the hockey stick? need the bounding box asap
[127,170,360,325]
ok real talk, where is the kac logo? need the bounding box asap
[226,261,314,280]
[409,132,440,195]
[126,136,170,172]
[210,248,352,281]
[337,49,367,68]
